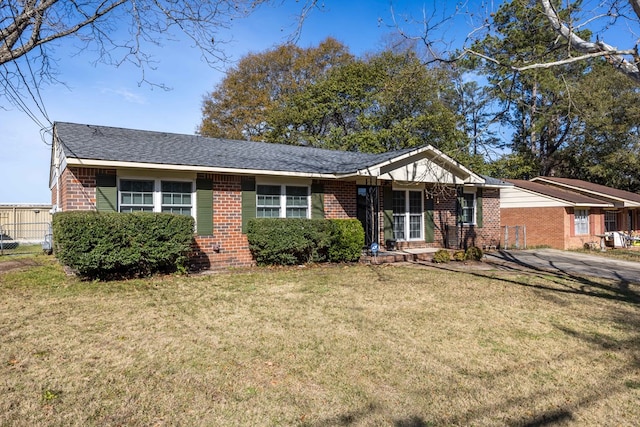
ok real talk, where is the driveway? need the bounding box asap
[485,249,640,284]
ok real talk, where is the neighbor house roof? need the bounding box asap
[506,179,612,207]
[52,121,489,185]
[531,177,640,207]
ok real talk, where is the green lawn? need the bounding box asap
[1,256,639,426]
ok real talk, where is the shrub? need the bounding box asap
[52,212,194,280]
[465,246,484,261]
[247,218,332,266]
[453,250,466,262]
[328,219,365,263]
[432,249,450,264]
[247,218,365,266]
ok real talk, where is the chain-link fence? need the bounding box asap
[0,222,52,255]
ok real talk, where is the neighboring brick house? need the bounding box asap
[501,177,640,250]
[50,122,506,269]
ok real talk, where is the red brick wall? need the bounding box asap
[477,188,501,249]
[501,207,566,249]
[321,180,356,219]
[502,206,607,250]
[59,167,115,210]
[55,167,504,267]
[192,174,253,269]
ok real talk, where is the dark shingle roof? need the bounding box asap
[480,175,513,187]
[533,177,640,204]
[55,122,414,175]
[507,179,611,205]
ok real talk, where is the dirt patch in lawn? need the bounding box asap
[0,257,39,274]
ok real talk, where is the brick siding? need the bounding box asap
[193,174,253,269]
[502,206,607,250]
[320,180,357,219]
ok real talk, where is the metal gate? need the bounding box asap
[502,225,527,249]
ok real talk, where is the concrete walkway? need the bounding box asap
[485,249,640,284]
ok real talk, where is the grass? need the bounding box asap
[0,244,44,258]
[1,256,639,426]
[574,247,640,263]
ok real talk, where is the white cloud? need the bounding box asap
[101,87,147,105]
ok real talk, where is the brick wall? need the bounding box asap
[321,180,357,219]
[502,206,607,250]
[566,207,605,250]
[59,167,115,211]
[192,174,253,269]
[502,207,566,249]
[55,166,504,267]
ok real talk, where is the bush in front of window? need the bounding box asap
[52,212,194,280]
[247,218,332,266]
[328,219,365,263]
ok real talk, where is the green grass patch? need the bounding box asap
[1,262,639,425]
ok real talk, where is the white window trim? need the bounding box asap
[256,183,311,219]
[574,208,589,235]
[117,176,196,217]
[461,190,477,226]
[392,188,424,241]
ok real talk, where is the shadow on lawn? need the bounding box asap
[309,403,432,427]
[410,254,640,424]
[455,250,640,305]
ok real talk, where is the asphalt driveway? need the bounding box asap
[485,249,640,284]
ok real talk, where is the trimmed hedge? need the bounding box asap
[247,218,364,266]
[52,212,194,280]
[328,219,364,262]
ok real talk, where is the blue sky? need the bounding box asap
[2,0,484,203]
[0,0,631,203]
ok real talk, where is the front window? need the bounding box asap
[161,181,192,216]
[393,189,423,240]
[461,193,475,224]
[257,184,309,219]
[575,209,589,235]
[257,185,281,218]
[119,179,193,216]
[604,211,617,232]
[120,180,154,212]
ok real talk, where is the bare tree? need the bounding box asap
[0,0,319,124]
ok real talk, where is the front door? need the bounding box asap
[357,186,379,247]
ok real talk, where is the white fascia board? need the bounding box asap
[64,158,349,180]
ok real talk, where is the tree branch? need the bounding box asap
[539,0,640,83]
